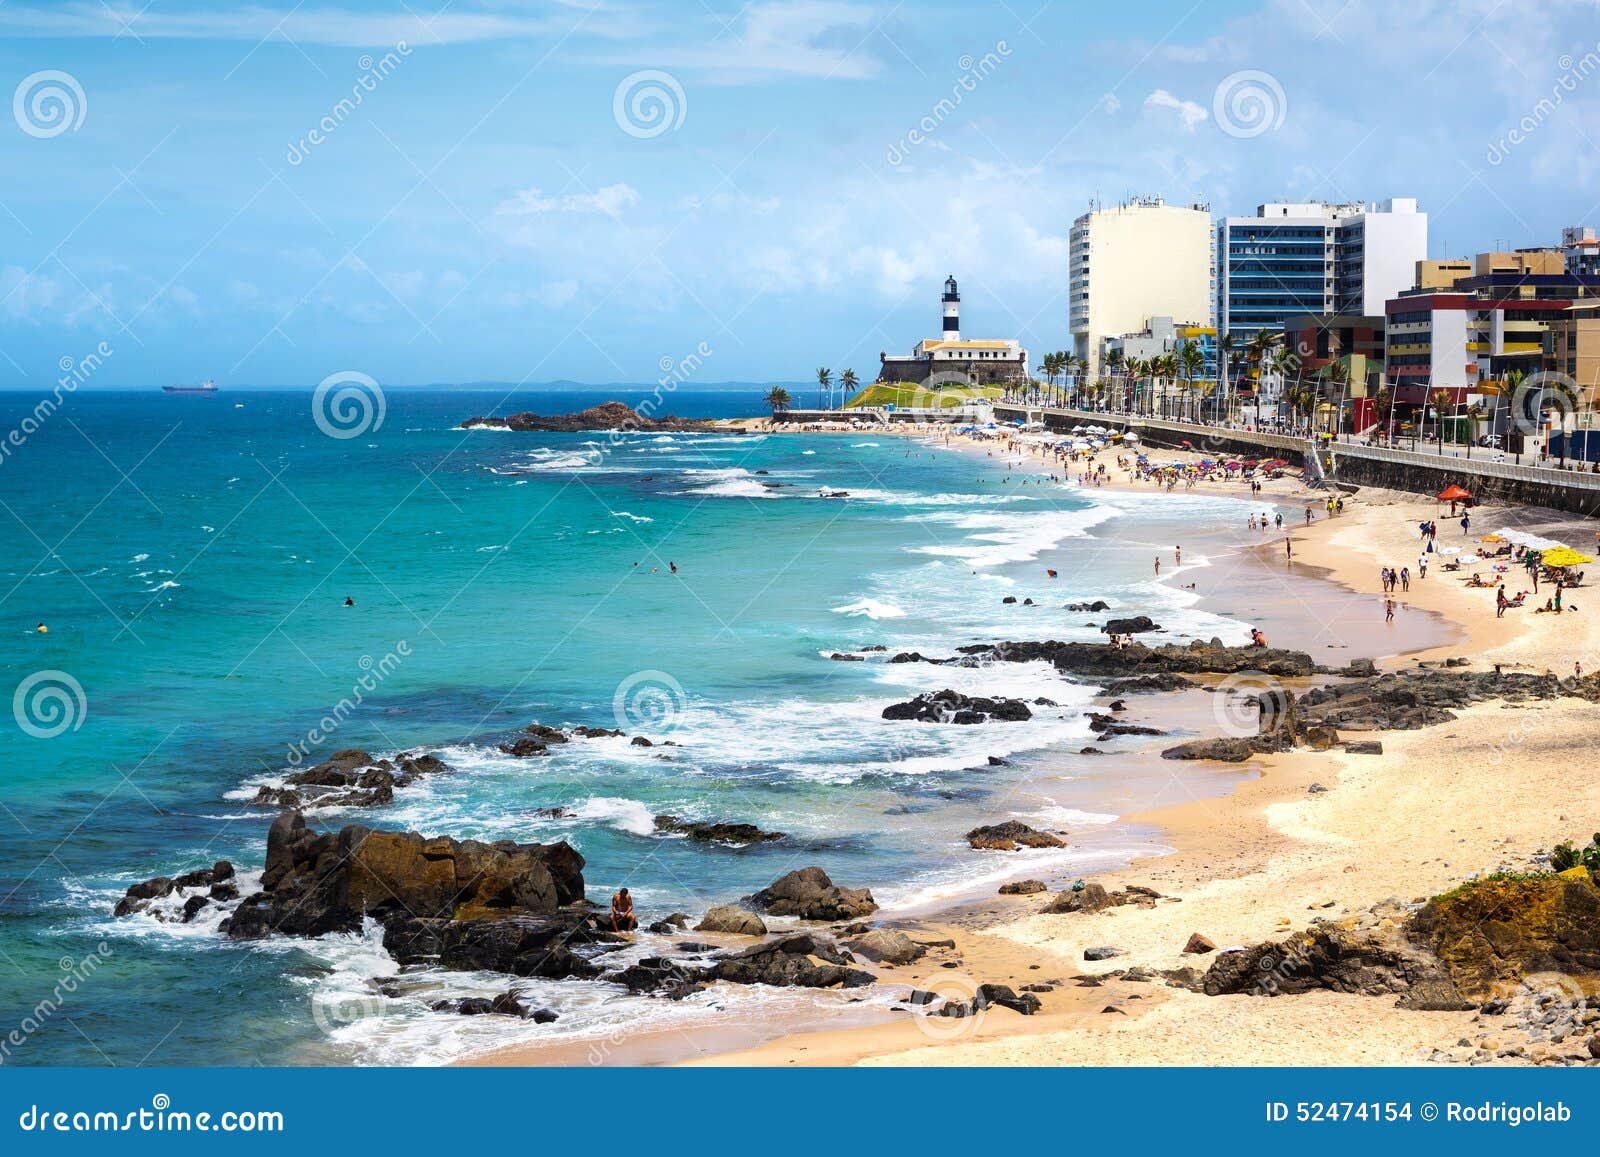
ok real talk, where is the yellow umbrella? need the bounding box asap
[1542,547,1594,568]
[1479,534,1505,543]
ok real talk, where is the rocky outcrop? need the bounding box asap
[113,861,236,919]
[1407,873,1600,1002]
[653,815,785,845]
[1043,882,1162,914]
[999,879,1048,895]
[882,688,1032,724]
[695,905,768,936]
[251,749,452,810]
[1102,616,1159,635]
[221,811,585,939]
[1066,600,1111,612]
[1200,911,1470,1010]
[966,821,1065,851]
[845,929,925,964]
[461,401,725,433]
[954,639,1318,679]
[744,867,878,922]
[932,983,1041,1017]
[382,910,619,980]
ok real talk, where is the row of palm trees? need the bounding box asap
[813,367,859,409]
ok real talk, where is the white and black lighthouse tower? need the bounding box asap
[941,274,960,341]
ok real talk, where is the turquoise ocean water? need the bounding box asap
[0,388,1270,1065]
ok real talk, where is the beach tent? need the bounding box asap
[1123,432,1140,442]
[1501,529,1564,551]
[1542,547,1594,568]
[1437,484,1473,502]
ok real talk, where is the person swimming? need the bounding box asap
[343,597,354,607]
[35,622,47,634]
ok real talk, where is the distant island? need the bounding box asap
[460,400,736,433]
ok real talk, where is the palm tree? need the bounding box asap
[1218,333,1237,424]
[1103,348,1125,413]
[816,366,832,409]
[763,386,792,415]
[840,368,859,405]
[1318,359,1350,435]
[1177,340,1204,421]
[1503,368,1526,456]
[1431,388,1454,447]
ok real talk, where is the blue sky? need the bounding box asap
[2,0,1599,388]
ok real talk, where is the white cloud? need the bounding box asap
[1143,89,1207,131]
[496,183,640,218]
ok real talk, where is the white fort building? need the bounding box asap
[878,276,1029,387]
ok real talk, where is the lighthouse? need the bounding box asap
[941,274,960,341]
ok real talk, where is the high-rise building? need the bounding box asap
[1563,226,1600,276]
[1068,196,1213,378]
[1216,199,1427,340]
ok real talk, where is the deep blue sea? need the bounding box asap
[0,387,1278,1065]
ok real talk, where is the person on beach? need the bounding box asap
[1250,627,1268,647]
[1175,546,1181,565]
[1285,537,1293,560]
[1496,587,1508,618]
[1418,556,1427,579]
[1461,513,1471,534]
[1401,566,1410,592]
[1304,506,1313,525]
[610,887,637,932]
[1385,598,1395,623]
[1555,584,1564,612]
[1275,512,1283,529]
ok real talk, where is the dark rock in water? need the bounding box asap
[384,910,618,980]
[431,992,557,1020]
[882,688,1032,724]
[1002,596,1018,605]
[1087,711,1165,738]
[534,805,573,818]
[1340,659,1378,677]
[1022,598,1034,607]
[966,821,1065,851]
[829,652,866,662]
[987,755,1010,767]
[181,895,210,923]
[653,815,785,845]
[1078,746,1104,755]
[571,725,624,738]
[209,882,239,901]
[252,748,454,810]
[704,934,874,990]
[1106,699,1126,712]
[523,723,569,744]
[745,867,878,922]
[499,737,550,758]
[612,956,706,1000]
[1066,600,1111,612]
[461,401,722,434]
[861,644,887,652]
[1083,946,1122,961]
[956,639,1317,679]
[630,735,653,747]
[1102,616,1159,634]
[218,810,585,940]
[999,879,1048,895]
[1100,673,1196,694]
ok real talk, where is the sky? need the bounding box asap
[2,0,1600,389]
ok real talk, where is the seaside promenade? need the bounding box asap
[993,404,1600,516]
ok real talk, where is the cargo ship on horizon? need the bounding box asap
[162,379,218,394]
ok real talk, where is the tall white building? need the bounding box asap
[1068,196,1213,378]
[1216,198,1427,338]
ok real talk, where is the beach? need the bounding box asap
[659,425,1600,1067]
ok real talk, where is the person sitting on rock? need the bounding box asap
[610,887,637,932]
[1250,627,1268,648]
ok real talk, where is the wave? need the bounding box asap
[831,598,907,620]
[612,511,654,523]
[564,796,658,838]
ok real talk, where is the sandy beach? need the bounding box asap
[477,423,1600,1068]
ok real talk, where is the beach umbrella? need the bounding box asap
[1437,484,1473,502]
[1542,547,1594,568]
[1479,534,1505,543]
[1123,432,1140,442]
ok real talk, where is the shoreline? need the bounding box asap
[475,424,1600,1068]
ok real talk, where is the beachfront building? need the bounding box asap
[1216,199,1427,341]
[1382,248,1600,432]
[1068,196,1212,380]
[1564,226,1600,276]
[1281,313,1385,431]
[878,276,1029,387]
